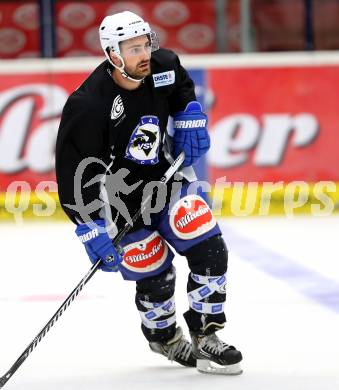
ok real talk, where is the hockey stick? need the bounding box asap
[0,151,185,389]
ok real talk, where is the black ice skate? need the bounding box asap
[190,331,243,375]
[149,327,196,367]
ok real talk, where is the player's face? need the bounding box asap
[120,35,152,79]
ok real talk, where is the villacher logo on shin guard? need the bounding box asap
[122,232,168,273]
[170,195,216,240]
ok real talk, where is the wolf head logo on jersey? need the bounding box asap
[125,115,160,164]
[131,128,157,156]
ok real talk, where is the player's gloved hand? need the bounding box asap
[75,219,123,272]
[173,101,210,167]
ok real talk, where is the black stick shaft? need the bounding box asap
[0,152,184,388]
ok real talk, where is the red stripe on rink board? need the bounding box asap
[0,294,104,302]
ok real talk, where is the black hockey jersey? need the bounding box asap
[55,48,196,227]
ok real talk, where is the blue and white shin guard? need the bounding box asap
[135,265,177,342]
[183,235,228,334]
[188,273,227,317]
[138,295,176,330]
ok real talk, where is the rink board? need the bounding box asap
[1,53,339,220]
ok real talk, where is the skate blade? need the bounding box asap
[197,359,243,375]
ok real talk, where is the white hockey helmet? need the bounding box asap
[99,11,159,65]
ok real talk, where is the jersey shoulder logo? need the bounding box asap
[111,95,124,120]
[125,115,161,165]
[152,70,175,88]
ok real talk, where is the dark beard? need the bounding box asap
[126,63,151,80]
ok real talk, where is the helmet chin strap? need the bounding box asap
[110,53,145,83]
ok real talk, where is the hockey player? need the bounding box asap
[56,11,242,375]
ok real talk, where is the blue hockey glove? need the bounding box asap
[75,219,123,272]
[173,101,210,167]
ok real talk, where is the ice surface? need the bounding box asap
[0,216,338,389]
